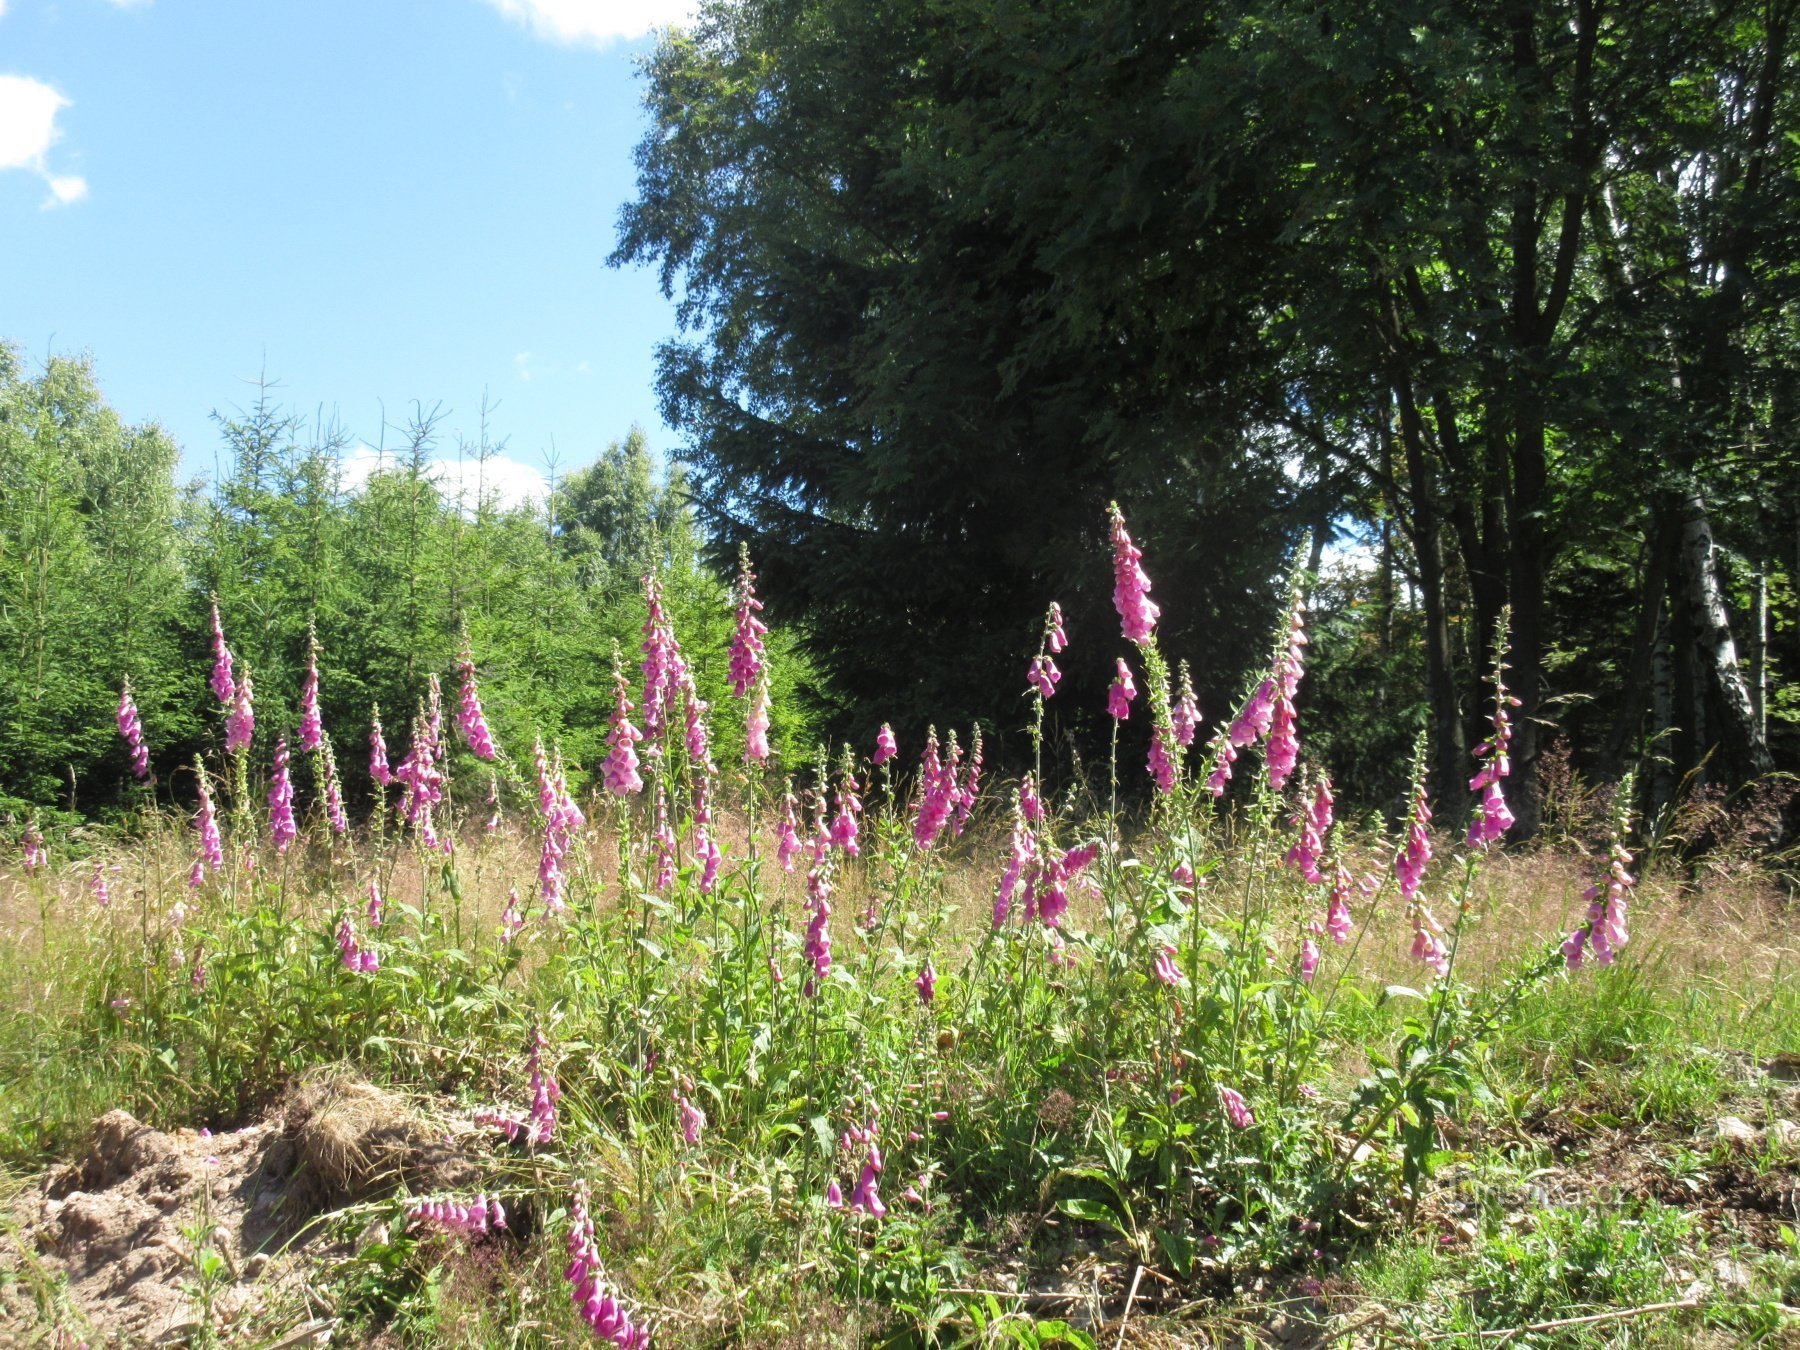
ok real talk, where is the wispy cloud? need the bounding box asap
[479,0,694,47]
[340,445,550,512]
[0,74,88,209]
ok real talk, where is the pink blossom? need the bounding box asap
[640,572,685,739]
[1285,775,1334,884]
[1172,662,1200,747]
[367,876,384,927]
[337,914,378,974]
[368,705,393,786]
[21,819,46,874]
[1046,601,1067,653]
[1395,777,1432,905]
[680,671,714,772]
[1567,837,1636,970]
[192,762,224,880]
[298,640,323,753]
[117,678,149,779]
[320,735,349,834]
[826,1179,845,1208]
[912,728,958,850]
[225,666,255,755]
[830,769,862,856]
[994,802,1036,927]
[268,737,297,853]
[1152,944,1181,986]
[208,601,235,704]
[745,678,772,761]
[1218,1085,1255,1129]
[1228,678,1275,748]
[1409,905,1449,978]
[1324,866,1353,943]
[776,787,802,872]
[1107,659,1137,720]
[652,788,677,891]
[408,1193,506,1239]
[1147,723,1177,793]
[1299,924,1322,982]
[603,662,645,796]
[850,1162,887,1219]
[952,726,983,834]
[1027,655,1061,699]
[1019,773,1044,824]
[678,1096,706,1146]
[1108,503,1161,644]
[89,857,113,907]
[566,1184,651,1347]
[728,549,768,697]
[873,723,897,765]
[1204,732,1238,797]
[914,960,936,1004]
[500,887,524,941]
[456,646,498,760]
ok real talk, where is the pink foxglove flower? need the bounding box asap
[873,723,897,764]
[367,876,384,927]
[1566,800,1637,969]
[368,704,393,787]
[1107,503,1160,644]
[1285,775,1334,884]
[826,1179,845,1208]
[728,548,768,697]
[850,1161,887,1219]
[225,666,255,755]
[1395,771,1432,905]
[408,1193,506,1238]
[1409,905,1449,978]
[566,1183,651,1348]
[1019,773,1044,824]
[337,914,378,974]
[1228,678,1275,748]
[994,799,1036,927]
[500,887,524,941]
[1325,865,1353,944]
[776,785,802,872]
[1152,944,1182,986]
[268,736,297,854]
[1263,591,1307,791]
[1027,655,1060,699]
[640,571,685,739]
[914,959,936,1004]
[1299,922,1322,982]
[1046,601,1067,653]
[678,1095,706,1146]
[745,677,772,761]
[298,636,323,753]
[652,787,677,891]
[830,765,862,856]
[680,670,714,772]
[320,734,349,834]
[117,678,149,780]
[1204,731,1238,797]
[1107,659,1136,720]
[952,725,983,834]
[912,727,957,850]
[602,659,645,796]
[21,819,47,874]
[1172,662,1200,747]
[456,645,498,760]
[1467,634,1519,847]
[1218,1085,1255,1129]
[90,857,113,907]
[192,760,224,880]
[1147,723,1177,793]
[208,600,235,704]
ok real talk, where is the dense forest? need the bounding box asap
[614,0,1799,832]
[0,345,816,820]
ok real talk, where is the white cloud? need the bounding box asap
[514,350,535,381]
[340,445,549,512]
[479,0,694,46]
[0,74,87,208]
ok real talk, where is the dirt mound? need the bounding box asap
[2,1076,475,1345]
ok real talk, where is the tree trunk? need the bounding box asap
[1675,484,1774,783]
[1601,523,1670,776]
[1650,605,1676,816]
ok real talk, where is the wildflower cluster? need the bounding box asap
[566,1184,651,1347]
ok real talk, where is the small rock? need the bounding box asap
[1712,1257,1752,1293]
[244,1253,270,1279]
[1715,1116,1758,1150]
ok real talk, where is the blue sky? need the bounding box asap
[1,0,693,503]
